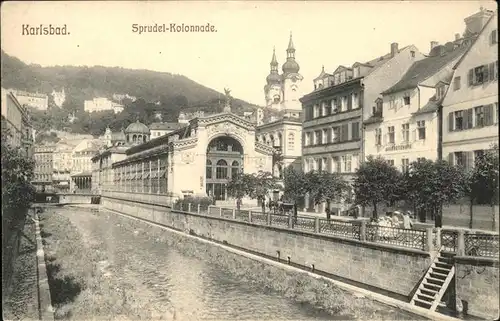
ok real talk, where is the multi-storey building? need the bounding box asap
[84,97,124,114]
[364,40,473,169]
[300,43,423,213]
[1,88,34,156]
[9,89,49,110]
[70,139,103,192]
[442,9,498,169]
[52,140,80,192]
[150,122,183,138]
[256,34,304,180]
[33,144,55,192]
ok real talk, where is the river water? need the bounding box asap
[44,206,423,320]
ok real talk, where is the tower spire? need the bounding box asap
[287,32,295,52]
[270,47,278,73]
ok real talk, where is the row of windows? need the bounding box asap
[304,122,360,146]
[449,103,498,131]
[304,93,361,121]
[303,154,358,174]
[34,173,52,181]
[464,61,498,88]
[382,157,426,174]
[387,94,411,110]
[257,132,295,150]
[374,121,426,146]
[111,176,168,194]
[448,149,490,171]
[206,159,241,180]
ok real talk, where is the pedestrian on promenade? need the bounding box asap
[403,211,413,229]
[325,207,331,222]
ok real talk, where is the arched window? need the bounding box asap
[270,135,275,147]
[288,133,295,150]
[231,161,240,179]
[132,134,137,142]
[216,159,228,179]
[273,96,280,103]
[206,159,212,179]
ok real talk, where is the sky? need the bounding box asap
[1,1,497,106]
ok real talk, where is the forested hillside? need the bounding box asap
[1,50,259,137]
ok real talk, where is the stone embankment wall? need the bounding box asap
[101,196,431,298]
[454,256,499,319]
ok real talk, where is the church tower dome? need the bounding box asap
[282,33,300,74]
[266,47,281,84]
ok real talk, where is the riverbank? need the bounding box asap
[3,216,39,320]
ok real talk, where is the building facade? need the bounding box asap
[84,97,124,114]
[300,43,422,213]
[150,122,183,138]
[1,88,34,156]
[33,144,55,192]
[9,89,49,110]
[364,40,472,169]
[442,9,498,168]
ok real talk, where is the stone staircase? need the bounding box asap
[411,251,455,311]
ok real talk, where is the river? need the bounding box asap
[40,205,423,320]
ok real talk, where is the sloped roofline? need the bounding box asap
[453,13,496,70]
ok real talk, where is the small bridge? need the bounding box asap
[34,192,101,204]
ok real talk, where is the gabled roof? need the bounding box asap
[453,13,497,70]
[314,66,332,81]
[333,65,351,74]
[382,45,469,95]
[149,122,183,130]
[352,61,373,68]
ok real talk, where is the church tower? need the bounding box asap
[263,33,303,115]
[264,47,283,110]
[281,33,303,114]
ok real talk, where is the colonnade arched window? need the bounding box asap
[206,136,244,201]
[216,159,228,179]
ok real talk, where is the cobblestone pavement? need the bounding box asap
[3,218,40,321]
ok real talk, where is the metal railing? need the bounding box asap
[464,232,500,257]
[365,225,426,251]
[177,205,439,252]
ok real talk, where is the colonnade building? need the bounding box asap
[92,97,274,203]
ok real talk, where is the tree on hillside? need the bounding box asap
[404,159,468,227]
[226,172,254,212]
[468,145,499,229]
[248,171,280,214]
[353,156,403,220]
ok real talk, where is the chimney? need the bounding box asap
[390,42,399,57]
[455,33,461,40]
[430,41,439,51]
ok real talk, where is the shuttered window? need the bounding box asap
[448,112,454,132]
[485,104,494,126]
